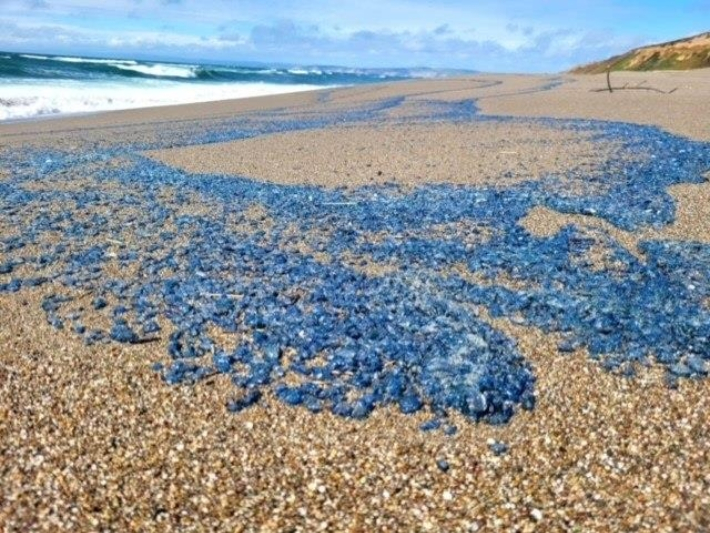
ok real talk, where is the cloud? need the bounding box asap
[239,20,637,71]
[0,1,663,71]
[506,23,534,36]
[0,19,238,57]
[0,20,87,46]
[0,15,638,71]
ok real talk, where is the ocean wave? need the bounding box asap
[3,52,461,85]
[284,66,445,80]
[15,54,199,80]
[0,80,327,121]
[0,53,465,118]
[114,63,198,78]
[53,55,139,67]
[288,67,323,75]
[50,56,198,79]
[19,54,51,60]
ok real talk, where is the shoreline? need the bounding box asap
[2,51,455,124]
[2,70,710,531]
[2,69,709,141]
[0,83,336,126]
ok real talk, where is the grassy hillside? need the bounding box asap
[572,32,710,74]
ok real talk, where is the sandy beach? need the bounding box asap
[1,71,710,532]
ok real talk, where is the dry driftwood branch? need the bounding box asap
[591,67,678,94]
[607,68,613,93]
[591,85,678,94]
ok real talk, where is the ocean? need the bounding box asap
[0,51,453,122]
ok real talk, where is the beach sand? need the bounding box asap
[1,71,710,532]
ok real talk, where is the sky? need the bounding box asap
[0,0,708,72]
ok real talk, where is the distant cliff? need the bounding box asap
[572,32,710,74]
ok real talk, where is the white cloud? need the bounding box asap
[0,0,665,70]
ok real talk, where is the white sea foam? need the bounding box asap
[288,67,323,75]
[19,54,51,60]
[113,63,198,78]
[0,79,327,121]
[18,54,198,78]
[53,56,138,66]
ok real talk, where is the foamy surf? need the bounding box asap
[0,79,325,121]
[0,51,465,121]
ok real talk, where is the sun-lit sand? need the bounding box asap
[1,71,710,531]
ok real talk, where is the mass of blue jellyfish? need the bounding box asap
[1,86,709,431]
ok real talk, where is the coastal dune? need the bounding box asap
[1,71,710,532]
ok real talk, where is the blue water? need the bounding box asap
[0,51,460,121]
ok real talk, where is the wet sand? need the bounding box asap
[1,71,710,532]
